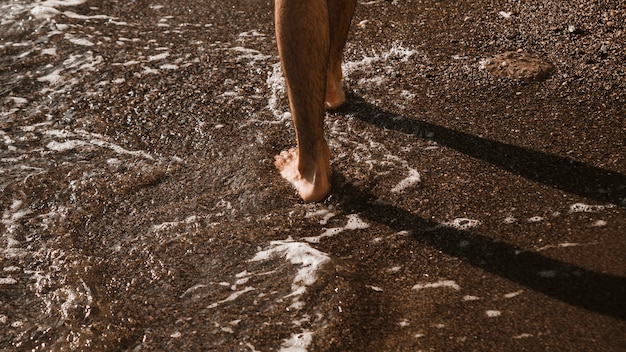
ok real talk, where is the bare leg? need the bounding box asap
[274,0,331,202]
[325,0,356,110]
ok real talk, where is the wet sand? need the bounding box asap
[1,0,625,351]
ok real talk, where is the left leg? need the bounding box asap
[273,0,331,202]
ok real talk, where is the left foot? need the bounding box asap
[274,148,331,202]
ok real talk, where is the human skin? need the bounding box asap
[273,0,356,202]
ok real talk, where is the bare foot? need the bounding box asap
[274,148,331,202]
[325,78,346,110]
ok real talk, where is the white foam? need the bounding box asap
[513,333,533,339]
[266,62,289,121]
[504,290,523,299]
[391,168,421,193]
[486,310,502,318]
[7,97,28,106]
[43,129,154,159]
[0,277,18,285]
[591,220,607,227]
[246,238,332,349]
[280,331,313,352]
[230,46,272,62]
[44,129,73,138]
[427,218,480,232]
[30,5,60,19]
[160,64,179,70]
[412,280,461,291]
[41,48,57,56]
[342,42,416,76]
[344,214,370,230]
[304,209,336,225]
[303,214,369,243]
[250,239,330,300]
[503,215,517,224]
[122,60,141,66]
[62,10,119,21]
[152,216,198,232]
[88,138,154,159]
[30,0,87,19]
[366,285,384,292]
[46,140,89,152]
[239,30,266,37]
[498,11,513,19]
[463,295,480,301]
[37,69,64,85]
[207,286,256,309]
[536,242,598,252]
[67,36,94,47]
[148,52,170,61]
[386,266,402,274]
[569,203,606,213]
[141,66,159,75]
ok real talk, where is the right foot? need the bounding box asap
[274,148,331,202]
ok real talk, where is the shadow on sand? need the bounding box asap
[333,96,626,320]
[343,95,626,209]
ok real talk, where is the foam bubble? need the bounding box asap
[344,214,370,230]
[266,62,289,121]
[303,214,369,243]
[250,239,330,299]
[391,168,421,193]
[486,310,502,318]
[30,0,87,19]
[504,290,523,299]
[46,140,89,152]
[428,218,481,231]
[30,5,60,19]
[463,295,480,301]
[527,216,544,223]
[513,333,533,339]
[229,46,272,62]
[342,42,416,77]
[412,280,461,291]
[569,203,606,213]
[66,36,94,47]
[160,64,179,70]
[304,209,336,225]
[62,10,119,22]
[592,220,607,227]
[207,286,256,309]
[239,30,266,37]
[398,319,410,327]
[366,285,384,292]
[37,69,64,85]
[148,52,170,61]
[0,277,18,285]
[7,97,28,106]
[280,330,313,352]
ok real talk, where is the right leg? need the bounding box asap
[325,0,357,110]
[273,0,331,202]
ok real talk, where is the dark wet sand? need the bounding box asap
[1,0,625,351]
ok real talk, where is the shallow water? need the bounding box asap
[2,0,626,351]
